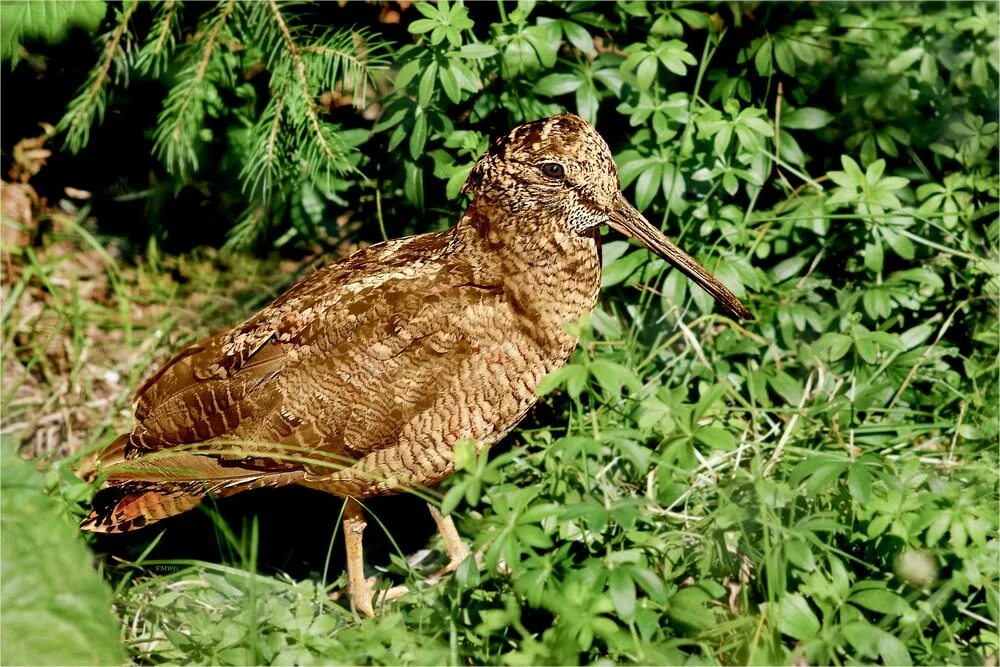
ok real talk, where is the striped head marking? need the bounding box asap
[462,114,620,234]
[461,114,753,320]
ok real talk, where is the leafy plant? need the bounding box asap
[4,0,998,664]
[0,0,106,63]
[56,1,391,248]
[1,442,125,665]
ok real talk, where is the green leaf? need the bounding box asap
[673,8,712,29]
[842,620,883,656]
[887,47,923,74]
[774,39,794,74]
[455,43,498,59]
[537,363,588,399]
[609,569,636,622]
[601,240,630,266]
[565,364,588,399]
[694,426,736,451]
[847,464,873,504]
[849,589,911,616]
[771,255,807,282]
[503,37,538,75]
[667,586,716,631]
[441,484,465,515]
[575,86,599,124]
[417,61,438,108]
[408,18,437,34]
[534,73,583,96]
[562,21,594,54]
[778,129,806,165]
[785,540,816,571]
[633,162,662,210]
[630,567,668,605]
[658,41,695,75]
[753,39,773,76]
[616,151,654,188]
[882,229,915,259]
[373,106,408,132]
[454,553,480,590]
[404,158,424,207]
[855,335,879,364]
[1,445,125,665]
[590,359,638,396]
[782,107,834,130]
[522,23,559,68]
[841,155,866,186]
[877,633,912,666]
[817,333,852,361]
[864,240,884,273]
[636,55,658,89]
[900,323,934,350]
[601,248,648,287]
[438,64,461,104]
[409,113,428,160]
[1,0,106,62]
[768,371,803,405]
[430,25,448,46]
[414,1,439,19]
[773,593,820,640]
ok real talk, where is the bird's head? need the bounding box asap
[462,113,751,320]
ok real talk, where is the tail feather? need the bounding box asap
[81,481,208,533]
[82,450,303,533]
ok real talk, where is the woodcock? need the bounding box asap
[82,113,750,616]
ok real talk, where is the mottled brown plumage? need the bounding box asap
[82,114,750,615]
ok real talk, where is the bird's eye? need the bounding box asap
[539,162,565,179]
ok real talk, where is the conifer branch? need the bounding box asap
[302,42,365,102]
[80,8,131,114]
[171,0,234,144]
[153,0,235,173]
[55,0,388,247]
[61,2,138,151]
[151,0,177,60]
[267,97,285,169]
[135,0,181,76]
[266,0,336,163]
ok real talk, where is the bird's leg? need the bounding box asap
[339,501,470,614]
[340,499,409,616]
[342,498,375,617]
[426,503,472,582]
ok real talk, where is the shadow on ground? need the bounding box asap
[89,488,439,584]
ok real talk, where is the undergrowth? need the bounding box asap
[2,1,998,665]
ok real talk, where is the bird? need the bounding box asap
[81,113,751,616]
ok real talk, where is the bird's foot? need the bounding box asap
[427,553,467,585]
[379,582,410,603]
[427,545,487,584]
[348,575,374,618]
[335,501,481,617]
[331,576,409,617]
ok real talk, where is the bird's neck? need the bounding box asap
[454,201,602,342]
[456,198,586,255]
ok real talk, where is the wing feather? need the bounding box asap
[106,230,465,469]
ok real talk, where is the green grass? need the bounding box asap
[2,208,305,467]
[3,1,998,664]
[3,207,997,665]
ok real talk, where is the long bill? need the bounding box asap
[608,192,752,321]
